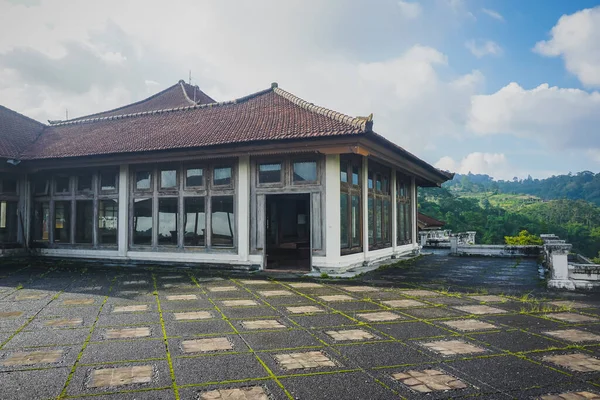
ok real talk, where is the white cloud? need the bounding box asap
[534,6,600,87]
[397,1,421,19]
[465,39,502,58]
[468,82,600,155]
[435,152,521,180]
[0,0,483,154]
[481,8,504,22]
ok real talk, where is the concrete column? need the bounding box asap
[324,154,340,262]
[391,169,397,253]
[546,243,574,290]
[118,164,129,257]
[411,177,417,246]
[449,235,458,254]
[419,231,428,247]
[362,156,369,259]
[237,156,250,262]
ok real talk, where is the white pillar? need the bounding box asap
[118,164,129,257]
[391,169,397,253]
[547,243,575,290]
[237,156,250,262]
[362,156,369,259]
[324,154,340,263]
[411,177,417,246]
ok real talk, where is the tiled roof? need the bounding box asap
[0,105,45,159]
[21,84,370,159]
[51,80,215,124]
[418,212,446,229]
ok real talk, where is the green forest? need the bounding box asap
[419,172,600,259]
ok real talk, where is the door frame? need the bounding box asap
[263,192,312,271]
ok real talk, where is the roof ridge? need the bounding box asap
[272,86,373,132]
[179,81,199,105]
[0,104,46,127]
[48,81,188,125]
[48,87,274,127]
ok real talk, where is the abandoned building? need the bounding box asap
[0,80,451,272]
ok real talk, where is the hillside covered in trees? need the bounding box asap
[444,171,600,206]
[419,172,600,258]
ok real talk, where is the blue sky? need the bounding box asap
[1,0,599,180]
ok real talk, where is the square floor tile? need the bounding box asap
[392,369,468,393]
[543,353,600,372]
[545,329,600,343]
[325,329,375,341]
[545,313,598,323]
[454,305,508,315]
[421,340,486,356]
[357,311,402,322]
[240,320,286,330]
[274,351,335,370]
[182,337,233,353]
[440,319,497,332]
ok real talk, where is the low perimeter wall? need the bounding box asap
[453,244,541,258]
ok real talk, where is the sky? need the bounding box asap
[1,0,600,181]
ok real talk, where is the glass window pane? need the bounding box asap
[186,168,203,187]
[136,171,151,190]
[160,170,177,189]
[33,202,50,242]
[352,166,359,186]
[158,198,178,245]
[406,203,412,242]
[54,201,71,243]
[259,163,281,184]
[100,171,117,191]
[397,202,404,243]
[77,174,93,192]
[368,197,374,245]
[375,199,382,241]
[340,193,349,248]
[376,175,382,191]
[3,179,17,194]
[213,167,232,186]
[0,201,18,243]
[383,200,390,242]
[33,178,49,195]
[133,198,152,245]
[351,195,361,247]
[99,200,118,245]
[75,201,93,244]
[55,176,70,194]
[184,197,205,246]
[368,172,373,189]
[293,161,317,182]
[211,196,234,247]
[340,161,348,183]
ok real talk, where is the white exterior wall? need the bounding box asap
[24,154,421,272]
[313,155,418,274]
[237,155,251,262]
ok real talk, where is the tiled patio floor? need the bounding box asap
[2,257,600,399]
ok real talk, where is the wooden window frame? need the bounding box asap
[396,173,412,246]
[30,169,118,248]
[340,155,362,255]
[129,161,236,251]
[368,161,392,251]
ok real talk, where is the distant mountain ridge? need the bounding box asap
[442,171,600,206]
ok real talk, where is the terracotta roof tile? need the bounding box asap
[56,81,214,124]
[418,212,446,228]
[0,105,45,158]
[21,87,367,160]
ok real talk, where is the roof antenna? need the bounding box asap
[65,108,68,121]
[189,70,192,85]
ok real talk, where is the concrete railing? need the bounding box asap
[420,230,476,248]
[543,234,600,290]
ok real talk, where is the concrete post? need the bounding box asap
[419,231,428,247]
[237,156,250,262]
[450,235,458,255]
[546,243,574,290]
[117,164,129,257]
[324,154,341,263]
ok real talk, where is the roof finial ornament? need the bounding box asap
[66,108,68,121]
[271,82,278,89]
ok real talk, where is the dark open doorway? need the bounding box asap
[265,194,311,271]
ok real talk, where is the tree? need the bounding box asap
[504,230,543,246]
